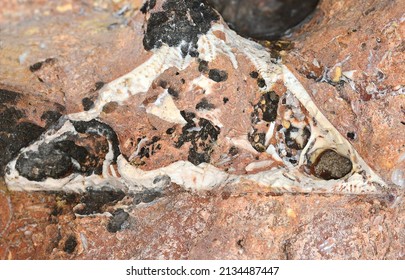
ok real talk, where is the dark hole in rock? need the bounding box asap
[207,0,319,40]
[347,132,356,140]
[107,209,130,233]
[311,149,353,180]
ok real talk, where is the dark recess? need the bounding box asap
[207,0,319,40]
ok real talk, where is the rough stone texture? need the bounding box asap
[1,178,405,260]
[284,0,404,185]
[0,0,404,259]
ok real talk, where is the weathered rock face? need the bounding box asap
[0,0,404,260]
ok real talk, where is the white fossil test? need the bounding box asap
[5,8,386,194]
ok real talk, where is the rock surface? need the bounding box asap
[0,0,404,259]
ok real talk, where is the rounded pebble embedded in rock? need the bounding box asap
[312,150,353,180]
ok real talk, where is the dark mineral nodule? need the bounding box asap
[311,149,353,180]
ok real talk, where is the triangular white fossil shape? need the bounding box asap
[5,23,386,194]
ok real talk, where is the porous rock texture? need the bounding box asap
[0,0,404,259]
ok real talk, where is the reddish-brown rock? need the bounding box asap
[0,0,404,260]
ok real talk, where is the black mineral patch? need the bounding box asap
[198,118,220,141]
[180,110,196,123]
[250,71,259,79]
[347,132,356,140]
[0,103,45,176]
[175,116,220,165]
[15,143,75,181]
[257,78,266,88]
[196,98,215,110]
[72,119,120,162]
[143,0,219,56]
[207,0,319,40]
[41,110,62,128]
[159,80,168,89]
[198,60,209,73]
[188,146,211,165]
[259,91,279,122]
[15,119,120,181]
[135,136,161,161]
[0,89,20,104]
[29,62,43,72]
[81,97,94,111]
[168,87,179,98]
[149,0,157,9]
[249,131,266,152]
[74,187,126,215]
[0,107,24,131]
[228,146,239,156]
[54,140,99,174]
[29,58,55,72]
[94,81,105,91]
[166,127,175,134]
[311,149,353,180]
[141,0,157,14]
[63,235,77,254]
[140,1,149,13]
[133,189,161,205]
[284,126,311,150]
[107,209,130,233]
[9,122,44,149]
[208,69,228,82]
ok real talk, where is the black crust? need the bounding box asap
[143,0,219,56]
